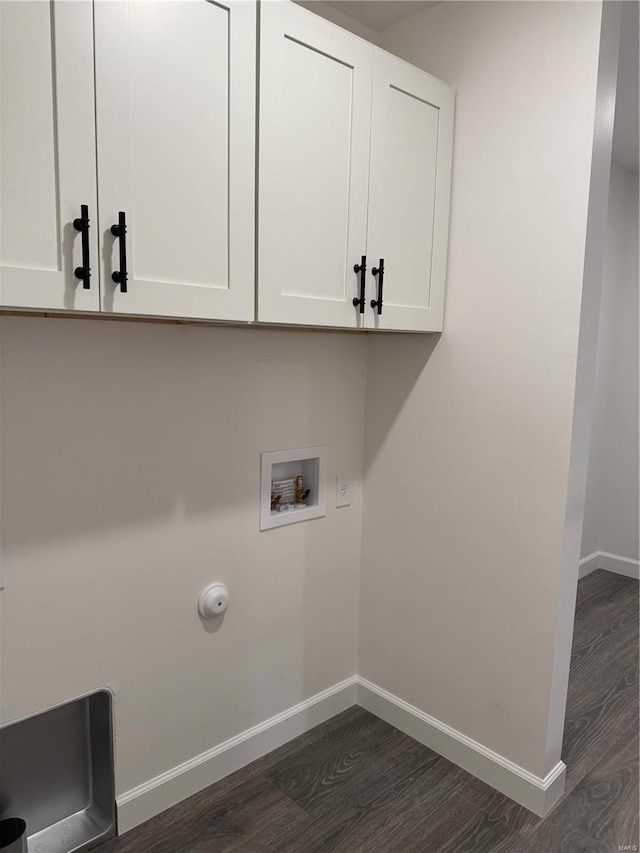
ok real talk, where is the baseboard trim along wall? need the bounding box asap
[116,676,358,833]
[579,550,640,580]
[117,673,566,833]
[356,678,566,818]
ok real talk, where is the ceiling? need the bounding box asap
[612,1,639,172]
[324,0,439,32]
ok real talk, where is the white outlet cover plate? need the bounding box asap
[336,474,351,507]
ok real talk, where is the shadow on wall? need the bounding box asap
[0,314,370,785]
[0,316,367,554]
[363,332,440,471]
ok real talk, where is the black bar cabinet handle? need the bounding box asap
[73,204,91,289]
[352,255,366,313]
[371,259,385,315]
[110,211,128,293]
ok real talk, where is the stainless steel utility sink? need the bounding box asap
[0,691,116,853]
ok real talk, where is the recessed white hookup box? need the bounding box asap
[260,446,327,530]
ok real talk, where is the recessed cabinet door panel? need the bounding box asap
[258,2,373,328]
[0,0,99,311]
[366,50,454,332]
[94,0,255,321]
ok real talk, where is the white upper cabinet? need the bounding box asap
[94,0,255,321]
[365,50,454,332]
[258,1,373,328]
[0,0,99,312]
[257,2,454,332]
[1,0,453,332]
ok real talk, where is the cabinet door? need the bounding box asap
[258,2,373,328]
[0,0,99,312]
[366,50,454,332]
[94,0,255,321]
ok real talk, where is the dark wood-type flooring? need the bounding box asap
[102,570,639,852]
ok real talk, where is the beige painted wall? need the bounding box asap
[0,0,615,811]
[359,1,604,778]
[295,0,379,42]
[582,165,639,560]
[0,317,366,794]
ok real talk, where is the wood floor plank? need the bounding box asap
[527,730,639,853]
[563,663,639,793]
[226,790,310,853]
[568,580,638,696]
[567,596,638,713]
[305,731,465,819]
[573,570,636,622]
[402,800,536,853]
[265,711,402,811]
[99,776,307,853]
[563,573,638,795]
[458,774,545,838]
[275,747,473,853]
[226,705,371,784]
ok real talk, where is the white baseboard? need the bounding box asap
[117,672,568,834]
[579,552,602,578]
[579,550,640,580]
[116,676,358,833]
[356,677,565,818]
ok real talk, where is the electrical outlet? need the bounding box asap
[336,474,351,507]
